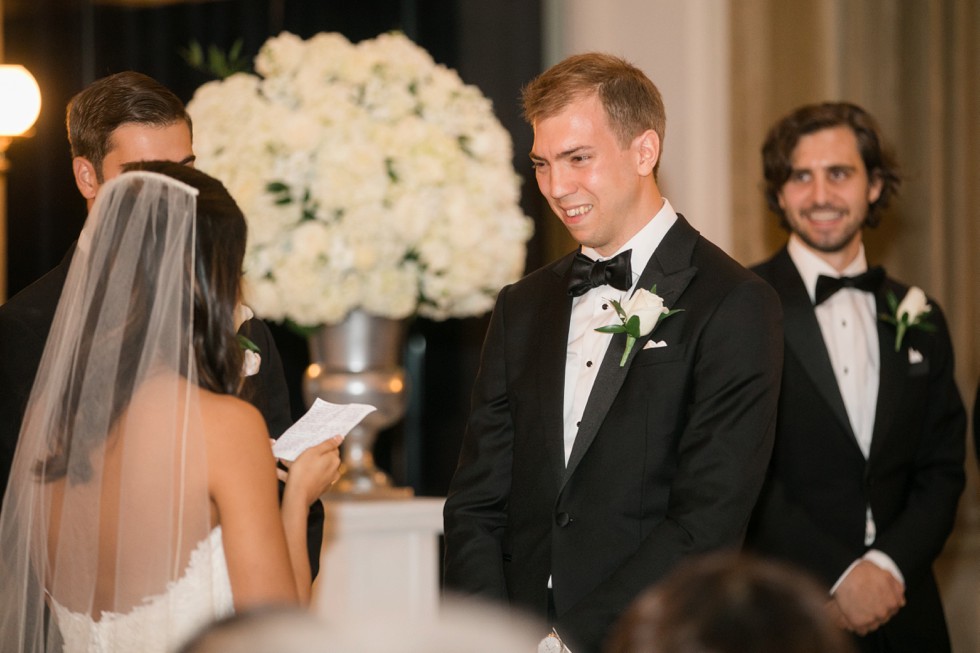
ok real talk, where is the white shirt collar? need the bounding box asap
[787,234,869,304]
[579,198,678,289]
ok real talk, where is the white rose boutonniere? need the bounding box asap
[879,286,936,352]
[234,303,263,377]
[595,285,683,366]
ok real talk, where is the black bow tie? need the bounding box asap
[567,250,633,297]
[814,266,884,305]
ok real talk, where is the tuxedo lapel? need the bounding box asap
[560,216,699,489]
[869,286,901,460]
[768,250,855,441]
[543,255,579,485]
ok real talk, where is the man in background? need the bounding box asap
[747,101,965,652]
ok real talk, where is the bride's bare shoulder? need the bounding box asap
[195,388,277,493]
[135,373,270,452]
[199,390,269,448]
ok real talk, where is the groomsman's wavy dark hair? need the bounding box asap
[521,52,667,178]
[67,71,193,182]
[762,102,901,229]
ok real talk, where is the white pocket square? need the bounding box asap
[644,340,668,350]
[908,347,923,364]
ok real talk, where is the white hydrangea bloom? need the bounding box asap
[188,30,533,327]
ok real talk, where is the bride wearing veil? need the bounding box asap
[0,161,341,652]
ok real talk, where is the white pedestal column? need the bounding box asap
[311,497,445,619]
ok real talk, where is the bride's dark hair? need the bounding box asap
[126,161,248,396]
[40,161,247,482]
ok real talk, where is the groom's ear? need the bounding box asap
[634,129,660,177]
[73,157,100,202]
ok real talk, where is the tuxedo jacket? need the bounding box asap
[443,216,784,653]
[0,245,324,573]
[747,248,966,653]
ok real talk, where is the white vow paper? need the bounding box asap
[272,398,376,461]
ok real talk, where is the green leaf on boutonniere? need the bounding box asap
[624,314,641,339]
[237,334,261,353]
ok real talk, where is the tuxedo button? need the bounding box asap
[556,512,572,527]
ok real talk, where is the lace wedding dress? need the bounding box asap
[51,528,234,653]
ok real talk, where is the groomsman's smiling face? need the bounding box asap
[777,125,883,271]
[529,93,660,258]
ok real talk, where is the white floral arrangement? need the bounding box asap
[187,31,533,327]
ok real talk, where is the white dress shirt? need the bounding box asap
[561,199,676,465]
[787,235,905,591]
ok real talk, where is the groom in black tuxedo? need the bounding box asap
[0,72,322,574]
[443,53,784,653]
[746,102,966,652]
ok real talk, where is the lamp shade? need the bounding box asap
[0,65,42,137]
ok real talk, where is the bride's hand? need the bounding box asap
[280,436,343,506]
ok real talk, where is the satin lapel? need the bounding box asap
[636,218,699,309]
[560,217,699,490]
[769,250,855,441]
[544,254,579,486]
[869,285,900,460]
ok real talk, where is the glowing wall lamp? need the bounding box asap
[0,64,41,143]
[0,64,42,302]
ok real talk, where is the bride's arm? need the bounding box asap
[206,398,339,607]
[278,436,343,601]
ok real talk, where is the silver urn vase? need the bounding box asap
[302,310,413,499]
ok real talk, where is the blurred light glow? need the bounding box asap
[0,65,42,138]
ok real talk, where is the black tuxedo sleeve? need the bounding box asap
[557,276,783,651]
[0,307,46,497]
[0,261,67,499]
[238,317,325,579]
[442,287,513,602]
[748,465,858,586]
[974,382,980,464]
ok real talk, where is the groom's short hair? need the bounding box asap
[521,52,666,175]
[67,71,192,182]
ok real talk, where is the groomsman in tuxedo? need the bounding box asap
[0,72,322,575]
[443,53,784,653]
[746,102,966,652]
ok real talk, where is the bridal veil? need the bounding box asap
[0,166,244,651]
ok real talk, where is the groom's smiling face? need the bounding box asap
[530,94,657,258]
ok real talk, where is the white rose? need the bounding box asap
[622,289,669,336]
[242,350,262,377]
[897,286,931,323]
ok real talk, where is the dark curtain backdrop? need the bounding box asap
[3,0,544,497]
